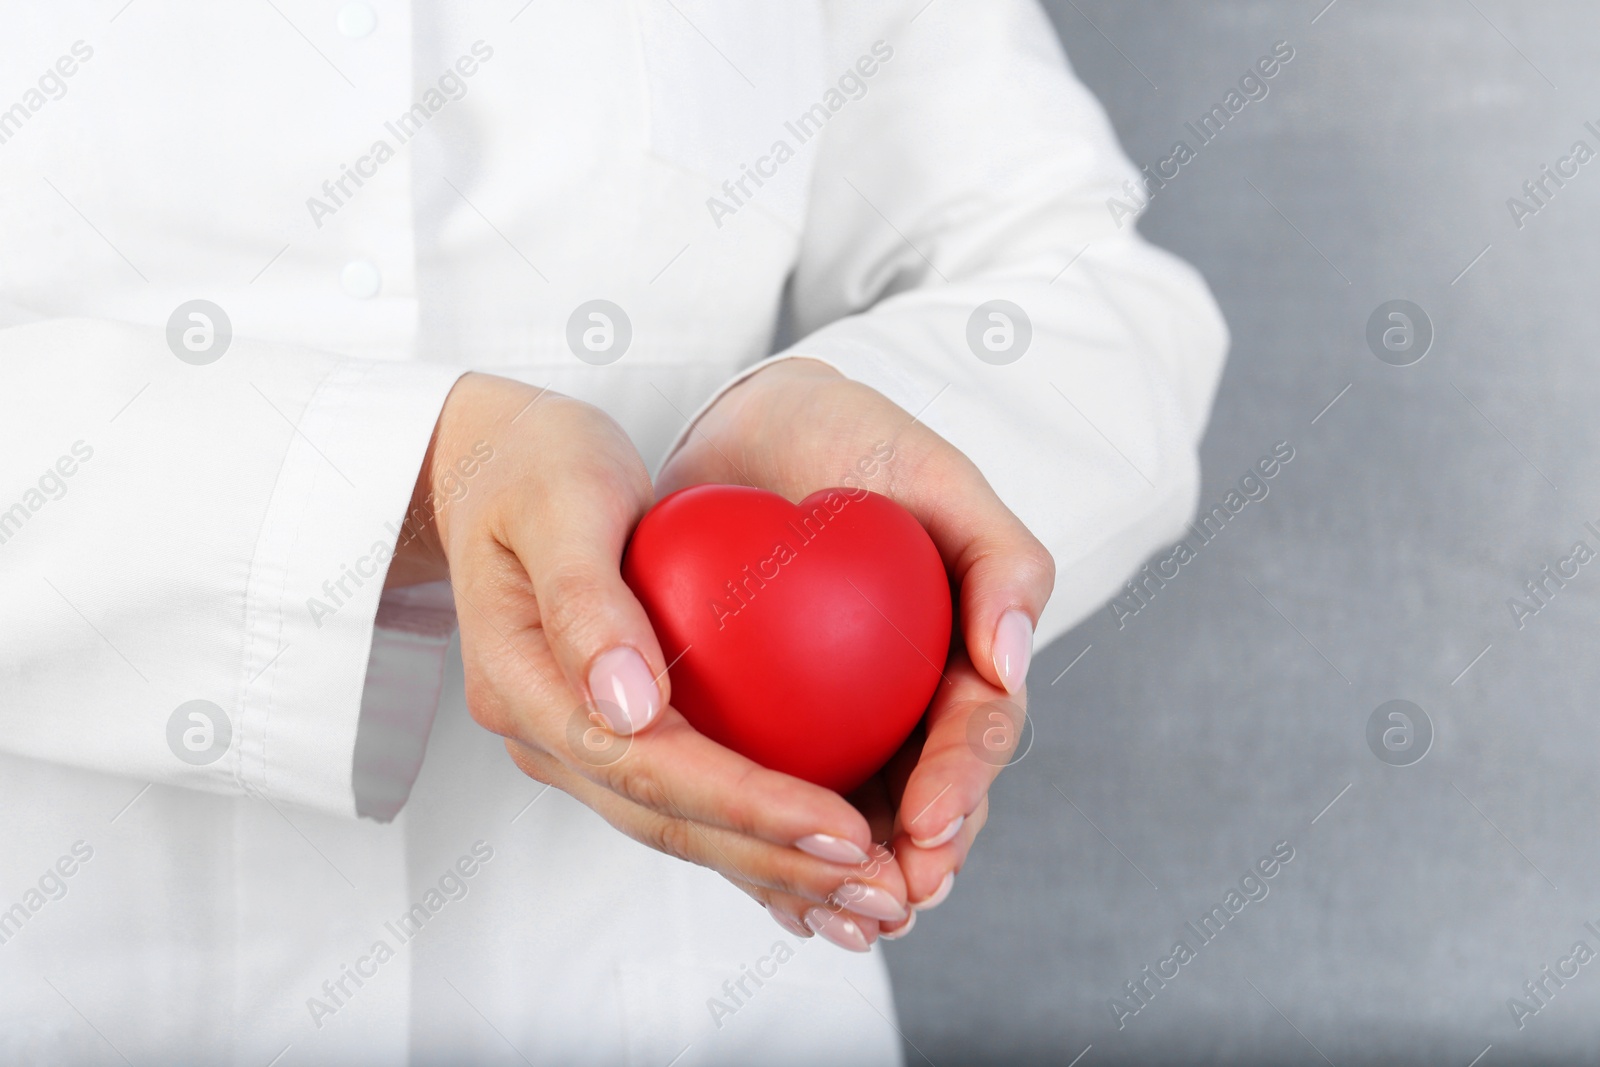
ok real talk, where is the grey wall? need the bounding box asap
[883,2,1600,1063]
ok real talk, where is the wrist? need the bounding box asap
[752,355,843,384]
[387,372,503,588]
[715,355,844,438]
[384,414,452,588]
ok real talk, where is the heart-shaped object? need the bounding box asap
[621,484,952,794]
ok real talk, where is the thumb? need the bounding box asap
[869,427,1056,696]
[497,403,669,736]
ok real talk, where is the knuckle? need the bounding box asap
[638,815,695,862]
[1012,535,1056,597]
[462,671,509,735]
[715,765,761,833]
[608,761,671,814]
[538,565,610,639]
[612,451,654,505]
[504,741,558,786]
[968,795,991,835]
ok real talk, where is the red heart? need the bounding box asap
[621,484,952,794]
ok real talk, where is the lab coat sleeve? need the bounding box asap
[0,317,465,819]
[673,0,1228,649]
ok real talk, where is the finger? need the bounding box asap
[464,588,881,859]
[881,722,926,812]
[513,740,910,922]
[893,652,1021,849]
[557,706,881,858]
[895,793,989,912]
[878,909,916,940]
[847,770,902,845]
[878,422,1054,696]
[499,398,669,735]
[726,877,884,953]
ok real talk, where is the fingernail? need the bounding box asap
[795,833,870,865]
[804,907,871,952]
[587,647,662,735]
[880,910,917,941]
[913,871,955,911]
[911,813,964,850]
[767,903,813,940]
[993,609,1033,694]
[830,882,907,923]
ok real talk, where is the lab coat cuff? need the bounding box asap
[353,581,458,822]
[238,360,466,819]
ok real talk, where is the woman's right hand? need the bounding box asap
[390,372,910,950]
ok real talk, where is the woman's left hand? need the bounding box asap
[656,357,1055,944]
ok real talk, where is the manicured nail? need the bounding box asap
[795,833,870,865]
[880,910,917,941]
[767,904,813,939]
[911,813,964,850]
[913,871,955,911]
[993,609,1033,694]
[830,882,907,923]
[587,647,661,735]
[804,907,871,952]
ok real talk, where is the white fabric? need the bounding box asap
[0,0,1226,1063]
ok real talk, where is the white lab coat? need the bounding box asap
[0,0,1226,1063]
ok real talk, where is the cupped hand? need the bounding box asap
[390,372,911,948]
[657,358,1055,941]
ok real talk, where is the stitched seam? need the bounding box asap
[237,360,349,800]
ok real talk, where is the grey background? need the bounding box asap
[884,2,1600,1064]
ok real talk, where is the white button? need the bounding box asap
[336,3,378,39]
[340,260,382,299]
